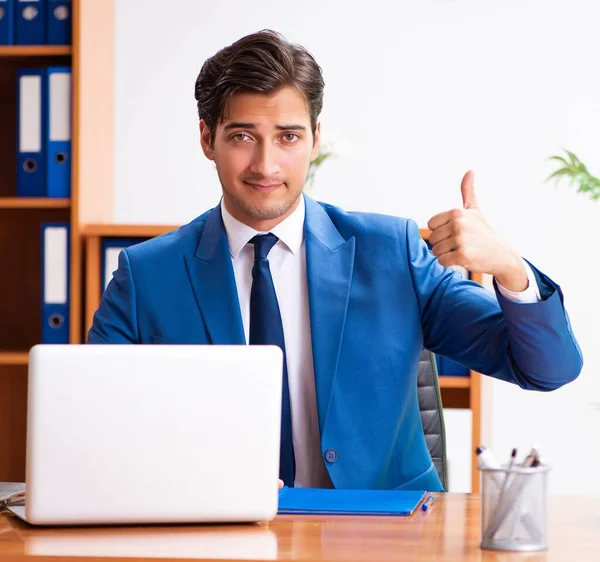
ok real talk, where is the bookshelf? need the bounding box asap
[0,352,29,366]
[80,224,178,237]
[0,46,72,58]
[0,197,70,208]
[0,1,81,483]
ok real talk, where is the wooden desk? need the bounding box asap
[0,494,597,561]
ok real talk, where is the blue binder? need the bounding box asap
[435,355,469,377]
[0,0,15,45]
[278,487,426,516]
[101,238,145,292]
[46,0,70,45]
[46,66,71,197]
[41,223,70,344]
[17,68,46,197]
[15,0,46,45]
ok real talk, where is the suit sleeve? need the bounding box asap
[87,249,140,344]
[405,219,583,390]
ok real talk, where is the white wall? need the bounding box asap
[114,0,600,493]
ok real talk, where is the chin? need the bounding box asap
[224,184,301,220]
[247,203,292,221]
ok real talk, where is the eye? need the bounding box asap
[231,133,251,142]
[282,133,300,143]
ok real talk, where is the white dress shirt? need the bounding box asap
[221,196,331,488]
[221,198,540,487]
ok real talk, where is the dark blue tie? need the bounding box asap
[249,234,295,487]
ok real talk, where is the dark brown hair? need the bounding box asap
[194,30,324,145]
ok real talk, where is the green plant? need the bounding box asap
[305,144,334,193]
[546,149,600,201]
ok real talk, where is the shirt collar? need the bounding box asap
[220,195,305,258]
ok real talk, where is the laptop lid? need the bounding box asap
[23,344,283,526]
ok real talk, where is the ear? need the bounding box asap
[199,120,215,161]
[310,121,321,162]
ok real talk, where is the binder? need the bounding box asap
[277,487,426,516]
[435,355,469,377]
[15,0,46,45]
[45,66,71,197]
[17,68,46,197]
[0,0,15,45]
[443,408,472,492]
[46,0,70,45]
[101,238,144,291]
[41,223,70,344]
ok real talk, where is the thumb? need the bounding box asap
[461,170,478,209]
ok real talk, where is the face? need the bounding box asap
[200,86,321,231]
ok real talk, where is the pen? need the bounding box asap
[531,456,543,468]
[475,445,505,488]
[503,447,518,482]
[521,446,539,468]
[421,494,435,511]
[489,448,517,540]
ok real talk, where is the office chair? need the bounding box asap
[418,348,448,490]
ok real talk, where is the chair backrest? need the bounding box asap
[417,348,448,490]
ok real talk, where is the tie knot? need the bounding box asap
[251,233,278,260]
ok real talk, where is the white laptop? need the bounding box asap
[8,344,283,526]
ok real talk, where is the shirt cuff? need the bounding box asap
[495,259,541,303]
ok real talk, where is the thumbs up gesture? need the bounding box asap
[427,171,528,292]
[460,169,479,210]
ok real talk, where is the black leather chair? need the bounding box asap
[417,348,448,490]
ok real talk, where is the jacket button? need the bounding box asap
[324,449,338,463]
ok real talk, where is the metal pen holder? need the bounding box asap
[480,464,550,552]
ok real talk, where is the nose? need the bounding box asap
[249,142,281,179]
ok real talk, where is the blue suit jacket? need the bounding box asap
[88,195,583,492]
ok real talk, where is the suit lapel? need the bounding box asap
[304,196,355,435]
[184,205,246,345]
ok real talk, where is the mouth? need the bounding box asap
[243,181,284,193]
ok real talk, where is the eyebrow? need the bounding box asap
[223,122,307,132]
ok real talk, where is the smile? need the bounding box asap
[244,182,283,192]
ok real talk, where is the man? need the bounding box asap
[88,30,582,493]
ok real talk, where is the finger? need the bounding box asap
[461,170,478,209]
[427,209,458,231]
[437,250,463,269]
[428,222,455,247]
[431,237,457,258]
[278,479,284,490]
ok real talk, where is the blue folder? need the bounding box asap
[0,0,15,45]
[101,238,145,292]
[435,355,470,377]
[47,0,71,45]
[41,223,70,344]
[15,0,46,45]
[45,66,72,197]
[277,487,426,516]
[17,68,47,197]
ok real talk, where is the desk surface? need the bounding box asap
[0,493,598,561]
